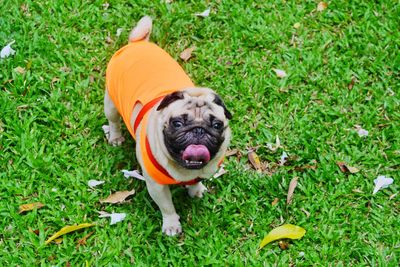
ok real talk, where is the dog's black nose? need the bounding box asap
[193,127,205,137]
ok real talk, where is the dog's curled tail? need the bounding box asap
[129,16,153,42]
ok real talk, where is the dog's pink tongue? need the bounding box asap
[182,145,210,163]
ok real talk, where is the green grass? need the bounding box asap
[1,0,399,265]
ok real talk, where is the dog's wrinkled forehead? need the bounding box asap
[157,88,231,121]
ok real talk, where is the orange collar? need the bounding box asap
[134,98,201,186]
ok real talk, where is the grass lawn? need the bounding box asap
[1,0,399,265]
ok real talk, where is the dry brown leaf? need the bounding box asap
[336,161,347,172]
[278,240,290,250]
[248,151,262,171]
[100,189,135,204]
[225,149,239,157]
[19,202,45,214]
[54,237,63,244]
[14,66,26,74]
[294,164,317,172]
[352,188,364,193]
[76,231,94,248]
[271,198,279,206]
[286,177,298,205]
[336,162,359,174]
[51,77,60,84]
[347,166,359,173]
[317,2,328,12]
[60,66,71,73]
[348,76,356,90]
[300,208,310,218]
[179,47,195,61]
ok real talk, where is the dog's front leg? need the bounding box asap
[145,179,182,236]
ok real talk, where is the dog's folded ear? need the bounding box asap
[157,91,184,110]
[213,94,232,120]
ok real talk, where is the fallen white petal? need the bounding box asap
[266,143,274,151]
[109,213,126,225]
[357,128,369,137]
[373,175,394,194]
[386,88,395,96]
[195,8,210,17]
[102,125,110,139]
[279,151,288,166]
[116,28,123,37]
[354,125,369,137]
[99,211,126,225]
[213,165,227,178]
[88,179,105,188]
[122,169,145,181]
[266,136,281,152]
[275,135,281,148]
[102,125,110,134]
[273,68,287,78]
[1,41,16,58]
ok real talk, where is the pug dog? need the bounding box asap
[103,16,232,236]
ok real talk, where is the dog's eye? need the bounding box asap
[171,120,183,128]
[212,121,223,130]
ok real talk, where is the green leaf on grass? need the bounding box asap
[259,224,306,249]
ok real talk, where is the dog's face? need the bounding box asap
[156,88,232,169]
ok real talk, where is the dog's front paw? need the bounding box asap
[102,125,125,146]
[187,182,207,198]
[108,136,125,146]
[162,214,182,236]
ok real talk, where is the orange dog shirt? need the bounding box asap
[106,41,197,185]
[106,41,194,138]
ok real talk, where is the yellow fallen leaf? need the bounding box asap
[248,151,262,171]
[259,224,306,249]
[45,223,95,245]
[100,189,135,204]
[19,202,45,214]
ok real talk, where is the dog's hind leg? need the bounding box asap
[104,89,125,146]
